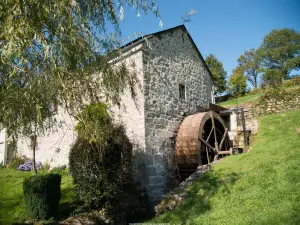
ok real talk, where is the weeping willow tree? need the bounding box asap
[0,0,160,175]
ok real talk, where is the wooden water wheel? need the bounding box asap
[176,111,231,180]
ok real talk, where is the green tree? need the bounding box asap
[228,67,247,97]
[238,48,260,88]
[205,54,227,95]
[0,1,159,174]
[257,28,300,82]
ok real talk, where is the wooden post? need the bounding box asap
[219,128,228,150]
[240,108,248,146]
[210,111,219,153]
[206,146,210,163]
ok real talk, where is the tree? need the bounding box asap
[228,67,247,97]
[205,54,227,95]
[261,69,282,88]
[257,28,300,81]
[238,48,260,88]
[0,1,159,175]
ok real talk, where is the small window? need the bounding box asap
[179,84,186,100]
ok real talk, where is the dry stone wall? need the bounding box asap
[247,88,300,117]
[233,88,300,143]
[142,27,214,203]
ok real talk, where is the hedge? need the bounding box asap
[23,173,61,219]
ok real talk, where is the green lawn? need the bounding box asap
[220,93,262,107]
[152,110,300,225]
[0,169,76,224]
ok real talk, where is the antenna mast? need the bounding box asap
[181,9,197,27]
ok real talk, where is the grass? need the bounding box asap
[220,93,263,107]
[152,110,300,225]
[0,169,76,224]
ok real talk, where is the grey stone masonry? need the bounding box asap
[142,27,214,203]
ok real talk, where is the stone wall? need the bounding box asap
[230,88,300,146]
[142,27,214,203]
[250,88,300,116]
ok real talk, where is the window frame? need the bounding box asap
[179,83,186,100]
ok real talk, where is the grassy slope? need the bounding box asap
[153,110,300,225]
[220,93,262,107]
[0,169,75,224]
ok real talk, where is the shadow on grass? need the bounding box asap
[12,187,81,225]
[155,171,240,223]
[58,186,79,219]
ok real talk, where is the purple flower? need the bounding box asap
[18,160,43,171]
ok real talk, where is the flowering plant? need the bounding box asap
[18,160,42,171]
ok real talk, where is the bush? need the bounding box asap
[38,162,51,172]
[8,155,28,169]
[248,87,263,95]
[23,173,61,219]
[69,103,150,223]
[69,125,133,210]
[51,165,68,175]
[283,76,300,88]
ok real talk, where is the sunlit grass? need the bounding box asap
[220,93,263,107]
[152,110,300,225]
[0,169,76,224]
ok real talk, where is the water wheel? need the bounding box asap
[176,111,231,180]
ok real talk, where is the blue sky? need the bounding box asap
[119,0,300,85]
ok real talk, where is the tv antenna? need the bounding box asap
[181,9,197,27]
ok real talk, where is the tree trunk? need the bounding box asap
[31,135,37,175]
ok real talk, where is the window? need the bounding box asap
[179,84,186,100]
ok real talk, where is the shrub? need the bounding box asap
[8,155,28,169]
[69,125,133,210]
[283,76,300,88]
[248,87,263,95]
[38,162,51,172]
[51,165,68,175]
[23,173,61,219]
[69,103,150,222]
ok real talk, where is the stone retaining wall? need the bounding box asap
[250,88,300,116]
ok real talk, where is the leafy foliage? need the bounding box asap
[282,76,300,88]
[261,69,282,88]
[228,67,247,96]
[205,54,227,95]
[8,155,29,169]
[69,128,133,208]
[257,28,300,81]
[23,173,61,219]
[238,48,260,88]
[51,165,68,175]
[0,0,159,175]
[69,103,150,223]
[75,103,112,143]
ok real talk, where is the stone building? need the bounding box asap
[1,25,215,203]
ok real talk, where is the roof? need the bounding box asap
[121,25,214,81]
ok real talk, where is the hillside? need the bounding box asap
[151,110,300,224]
[220,93,262,107]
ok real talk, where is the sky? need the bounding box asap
[118,0,300,85]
